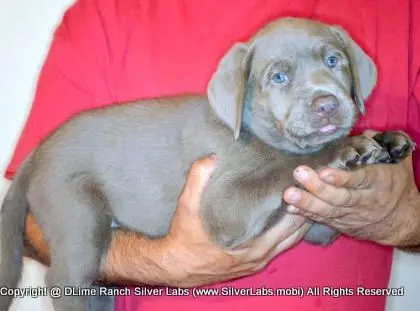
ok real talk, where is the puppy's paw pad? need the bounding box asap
[373,131,416,163]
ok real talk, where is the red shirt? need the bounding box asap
[5,0,420,310]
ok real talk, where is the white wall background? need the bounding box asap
[0,1,419,310]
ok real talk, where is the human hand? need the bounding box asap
[283,131,420,247]
[157,155,310,287]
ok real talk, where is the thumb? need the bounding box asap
[178,155,218,217]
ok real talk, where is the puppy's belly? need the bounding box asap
[94,142,192,237]
[104,180,184,238]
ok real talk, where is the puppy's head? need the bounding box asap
[207,18,377,154]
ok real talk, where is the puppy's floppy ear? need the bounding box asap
[207,43,253,140]
[330,27,377,115]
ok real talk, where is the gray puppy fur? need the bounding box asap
[0,17,415,311]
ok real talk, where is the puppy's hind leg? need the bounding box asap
[85,285,116,311]
[36,181,113,311]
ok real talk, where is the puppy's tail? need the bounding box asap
[0,155,32,310]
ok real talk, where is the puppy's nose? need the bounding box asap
[312,95,339,118]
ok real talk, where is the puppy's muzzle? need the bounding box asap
[311,95,339,118]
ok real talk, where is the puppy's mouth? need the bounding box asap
[267,96,357,152]
[283,118,353,151]
[288,124,348,140]
[318,124,338,134]
[283,126,350,152]
[286,102,357,141]
[287,118,348,138]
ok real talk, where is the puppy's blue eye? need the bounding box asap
[272,72,288,84]
[326,55,339,68]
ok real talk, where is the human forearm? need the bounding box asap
[394,192,420,251]
[24,213,171,286]
[98,230,171,286]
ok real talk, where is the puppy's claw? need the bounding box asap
[329,135,382,170]
[390,146,407,158]
[376,149,391,163]
[345,152,360,168]
[360,151,373,163]
[373,131,416,163]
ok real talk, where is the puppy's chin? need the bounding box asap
[284,126,352,154]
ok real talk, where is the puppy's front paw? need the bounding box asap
[372,131,416,163]
[329,135,385,170]
[304,222,340,246]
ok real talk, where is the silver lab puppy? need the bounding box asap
[0,17,415,311]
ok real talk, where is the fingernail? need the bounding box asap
[287,189,301,203]
[287,205,300,213]
[294,167,309,181]
[323,173,334,182]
